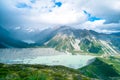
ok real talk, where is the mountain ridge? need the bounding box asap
[43,26,120,55]
[0,26,120,55]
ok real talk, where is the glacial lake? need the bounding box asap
[0,48,95,69]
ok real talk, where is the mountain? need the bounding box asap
[79,56,120,80]
[0,26,120,55]
[42,26,120,55]
[0,26,120,80]
[0,26,35,48]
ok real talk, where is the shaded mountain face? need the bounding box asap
[0,26,120,55]
[0,26,36,48]
[111,32,120,37]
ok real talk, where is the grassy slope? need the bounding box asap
[79,57,120,80]
[0,63,90,80]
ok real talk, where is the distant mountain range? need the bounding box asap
[0,26,120,55]
[0,26,35,48]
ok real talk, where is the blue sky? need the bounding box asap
[0,0,120,33]
[83,10,102,22]
[30,0,36,3]
[16,2,32,8]
[55,2,62,7]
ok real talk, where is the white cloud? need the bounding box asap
[15,0,87,25]
[76,20,120,33]
[0,0,120,33]
[81,20,105,30]
[28,3,87,24]
[83,0,120,23]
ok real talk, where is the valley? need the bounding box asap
[0,26,120,80]
[0,47,120,80]
[0,48,120,80]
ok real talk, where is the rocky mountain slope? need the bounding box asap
[43,26,120,55]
